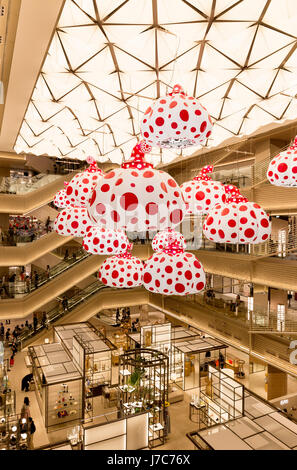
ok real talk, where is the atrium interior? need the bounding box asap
[1,0,297,452]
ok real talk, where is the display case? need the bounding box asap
[0,388,16,421]
[198,365,244,429]
[171,336,228,391]
[118,349,169,448]
[28,343,83,432]
[54,322,116,420]
[0,414,29,450]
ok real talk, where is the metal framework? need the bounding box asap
[14,0,297,164]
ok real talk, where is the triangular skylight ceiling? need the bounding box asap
[15,0,297,165]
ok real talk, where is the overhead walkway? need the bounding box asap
[0,171,76,214]
[0,244,152,318]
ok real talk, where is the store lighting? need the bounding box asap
[82,226,129,255]
[54,206,92,237]
[98,244,143,289]
[141,84,212,149]
[65,158,104,207]
[53,182,70,209]
[87,141,185,232]
[14,2,297,163]
[152,229,186,252]
[181,165,226,215]
[267,137,297,187]
[203,184,271,244]
[143,240,205,296]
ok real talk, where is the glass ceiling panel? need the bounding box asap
[15,0,297,163]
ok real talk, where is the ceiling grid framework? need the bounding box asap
[14,0,297,165]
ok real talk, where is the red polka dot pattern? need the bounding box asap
[140,84,213,149]
[65,163,104,207]
[152,230,186,252]
[82,226,129,255]
[53,189,69,209]
[181,177,226,215]
[143,251,206,296]
[98,254,143,288]
[267,138,297,187]
[88,167,185,232]
[203,200,271,244]
[54,206,92,237]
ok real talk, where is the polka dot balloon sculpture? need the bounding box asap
[141,84,213,149]
[143,240,206,296]
[267,136,297,187]
[82,227,129,255]
[181,165,226,215]
[152,229,186,252]
[203,185,271,244]
[53,182,70,209]
[65,157,104,207]
[87,141,185,232]
[98,244,143,288]
[54,206,93,237]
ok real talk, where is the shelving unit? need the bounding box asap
[118,349,169,448]
[28,343,83,432]
[54,322,116,420]
[198,365,244,429]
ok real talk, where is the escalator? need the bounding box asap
[0,170,77,214]
[0,231,73,266]
[9,247,90,296]
[0,244,152,318]
[18,282,149,348]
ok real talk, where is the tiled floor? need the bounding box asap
[5,327,297,450]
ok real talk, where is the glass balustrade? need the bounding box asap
[6,248,90,298]
[0,173,61,195]
[17,281,108,347]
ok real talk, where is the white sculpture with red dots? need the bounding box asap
[98,245,143,288]
[53,182,70,209]
[181,165,226,215]
[203,185,271,244]
[82,226,129,255]
[143,240,205,296]
[87,141,186,232]
[152,229,186,252]
[141,84,213,149]
[267,137,297,187]
[65,157,104,207]
[54,206,93,237]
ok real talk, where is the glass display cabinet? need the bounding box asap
[54,322,116,420]
[118,348,169,448]
[28,343,83,432]
[198,365,244,429]
[171,336,228,391]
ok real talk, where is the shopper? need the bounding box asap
[21,373,33,393]
[28,417,36,450]
[21,397,31,420]
[33,271,39,290]
[45,216,51,233]
[62,296,69,311]
[46,265,50,280]
[0,323,4,341]
[64,249,69,260]
[5,328,10,344]
[33,313,38,333]
[9,355,14,369]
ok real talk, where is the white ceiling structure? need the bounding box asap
[14,0,297,165]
